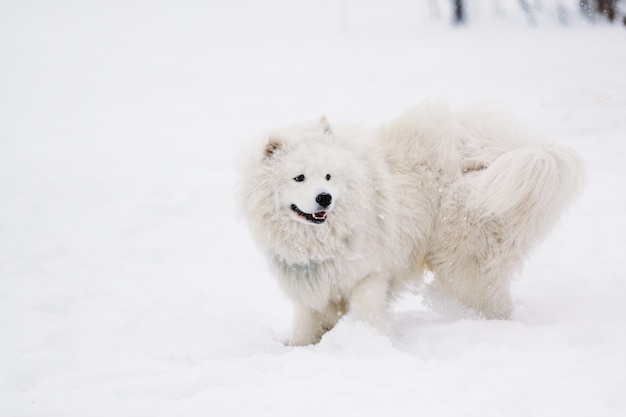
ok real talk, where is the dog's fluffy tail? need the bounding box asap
[470,144,585,240]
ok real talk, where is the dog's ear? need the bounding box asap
[320,116,332,135]
[264,137,281,158]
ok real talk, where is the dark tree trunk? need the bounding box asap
[581,0,621,23]
[452,0,464,24]
[596,0,617,21]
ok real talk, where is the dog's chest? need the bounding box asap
[270,256,358,309]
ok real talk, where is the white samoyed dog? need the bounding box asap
[238,101,584,346]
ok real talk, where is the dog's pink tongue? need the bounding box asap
[313,211,327,220]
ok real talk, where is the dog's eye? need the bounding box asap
[293,174,306,182]
[326,174,331,181]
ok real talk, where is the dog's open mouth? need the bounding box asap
[291,204,327,224]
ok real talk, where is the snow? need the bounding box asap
[1,1,626,416]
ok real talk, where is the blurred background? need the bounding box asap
[448,0,625,25]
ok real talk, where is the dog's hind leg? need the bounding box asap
[428,254,516,320]
[427,211,521,319]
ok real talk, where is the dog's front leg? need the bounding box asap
[289,305,327,346]
[348,274,391,335]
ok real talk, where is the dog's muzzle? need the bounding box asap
[291,204,328,224]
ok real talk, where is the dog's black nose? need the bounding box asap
[316,193,332,208]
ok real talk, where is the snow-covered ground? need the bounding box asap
[1,1,625,416]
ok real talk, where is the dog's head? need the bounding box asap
[261,117,342,226]
[238,116,377,263]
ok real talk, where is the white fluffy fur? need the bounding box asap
[238,101,584,346]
